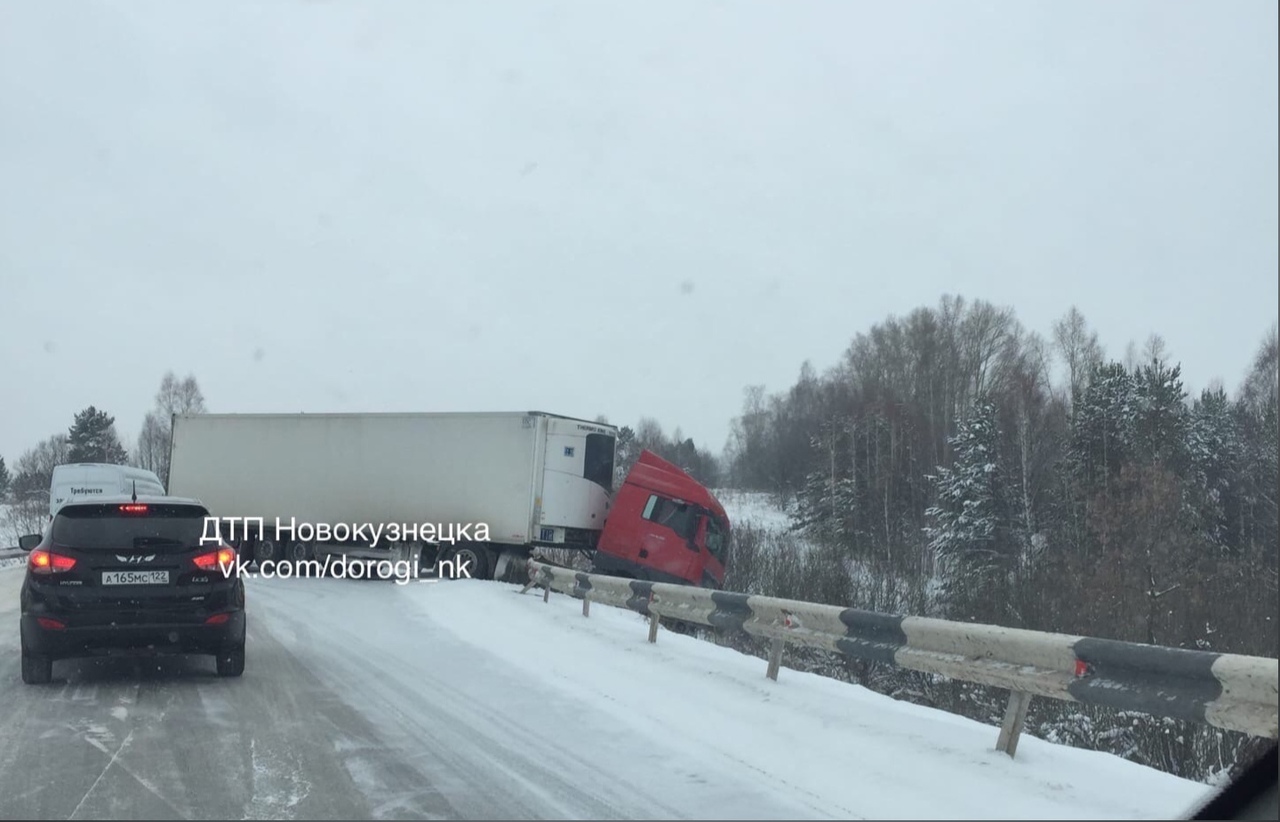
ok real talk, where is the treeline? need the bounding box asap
[1,372,206,542]
[609,416,721,489]
[718,294,1276,783]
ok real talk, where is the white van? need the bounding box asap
[48,463,167,518]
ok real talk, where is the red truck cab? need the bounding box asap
[593,450,730,588]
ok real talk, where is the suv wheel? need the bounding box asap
[21,651,52,685]
[216,644,245,677]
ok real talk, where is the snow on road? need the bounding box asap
[368,576,1210,820]
[0,561,1215,819]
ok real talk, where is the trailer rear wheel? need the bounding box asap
[255,538,280,565]
[448,544,492,580]
[288,541,313,563]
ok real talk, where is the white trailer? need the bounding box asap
[166,411,617,580]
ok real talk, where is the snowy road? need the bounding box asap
[0,565,1213,820]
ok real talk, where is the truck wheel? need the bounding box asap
[288,541,312,563]
[449,544,492,580]
[255,538,280,565]
[495,549,530,585]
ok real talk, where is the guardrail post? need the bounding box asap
[766,637,786,681]
[648,612,660,643]
[996,690,1032,758]
[582,592,591,617]
[517,560,537,591]
[543,582,551,603]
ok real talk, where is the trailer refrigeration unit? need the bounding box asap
[166,411,730,588]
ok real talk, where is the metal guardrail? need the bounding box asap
[523,559,1279,758]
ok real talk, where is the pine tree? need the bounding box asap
[67,406,129,464]
[1188,387,1242,550]
[1237,327,1278,561]
[612,425,637,488]
[795,418,859,546]
[924,397,1007,619]
[1072,361,1137,492]
[0,456,10,501]
[1131,357,1190,473]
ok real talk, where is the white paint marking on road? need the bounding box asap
[68,728,135,820]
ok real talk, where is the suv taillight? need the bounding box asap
[29,549,76,575]
[193,546,236,571]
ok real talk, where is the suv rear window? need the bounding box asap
[51,503,211,552]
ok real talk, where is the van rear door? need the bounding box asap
[50,466,115,517]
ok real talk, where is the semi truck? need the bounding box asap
[166,411,730,588]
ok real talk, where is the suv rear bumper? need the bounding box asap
[20,611,245,660]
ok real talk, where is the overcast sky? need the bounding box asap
[1,0,1276,466]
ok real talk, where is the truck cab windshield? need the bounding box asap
[643,496,700,541]
[704,516,728,563]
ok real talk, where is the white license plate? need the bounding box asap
[102,570,170,586]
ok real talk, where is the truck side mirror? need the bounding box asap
[18,534,42,551]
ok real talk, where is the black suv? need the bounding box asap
[18,495,247,684]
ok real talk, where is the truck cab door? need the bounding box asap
[693,515,726,588]
[646,498,702,583]
[636,529,668,569]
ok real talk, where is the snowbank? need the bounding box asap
[399,578,1212,820]
[715,489,797,534]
